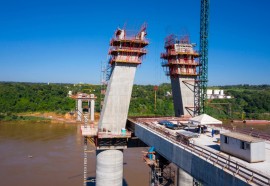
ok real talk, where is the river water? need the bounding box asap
[0,122,149,186]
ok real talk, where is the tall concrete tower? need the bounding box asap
[96,25,148,186]
[161,35,199,117]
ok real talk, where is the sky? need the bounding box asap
[0,0,269,85]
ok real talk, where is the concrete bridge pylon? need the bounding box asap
[161,35,200,117]
[96,24,149,186]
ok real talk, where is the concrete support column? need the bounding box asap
[88,100,91,120]
[96,149,123,186]
[170,77,195,117]
[175,167,193,186]
[90,99,95,122]
[77,99,82,121]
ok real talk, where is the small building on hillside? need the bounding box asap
[220,132,265,163]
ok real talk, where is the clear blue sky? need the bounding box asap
[0,0,269,85]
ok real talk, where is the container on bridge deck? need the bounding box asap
[220,132,265,163]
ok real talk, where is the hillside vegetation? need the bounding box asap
[0,82,269,120]
[206,85,270,120]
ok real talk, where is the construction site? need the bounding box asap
[1,0,270,186]
[75,1,270,186]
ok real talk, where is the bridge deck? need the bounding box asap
[131,117,270,185]
[192,131,270,177]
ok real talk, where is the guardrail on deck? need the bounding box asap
[210,124,270,141]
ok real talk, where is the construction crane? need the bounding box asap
[195,0,210,115]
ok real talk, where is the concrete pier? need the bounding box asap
[96,149,123,186]
[72,93,96,122]
[176,167,193,186]
[90,99,95,122]
[77,99,82,121]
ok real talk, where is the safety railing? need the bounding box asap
[161,50,199,58]
[110,37,149,44]
[109,56,141,63]
[210,124,270,141]
[135,121,270,186]
[109,46,147,53]
[161,60,199,67]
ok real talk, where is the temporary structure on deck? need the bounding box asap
[189,114,222,125]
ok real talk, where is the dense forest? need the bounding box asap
[0,82,269,120]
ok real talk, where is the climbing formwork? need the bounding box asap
[161,34,200,117]
[161,34,199,77]
[108,26,148,65]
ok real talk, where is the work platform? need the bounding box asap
[81,125,131,150]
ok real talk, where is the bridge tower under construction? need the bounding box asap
[81,24,149,186]
[161,35,199,117]
[96,24,148,186]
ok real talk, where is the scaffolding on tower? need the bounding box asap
[161,34,200,78]
[100,60,111,110]
[108,23,148,65]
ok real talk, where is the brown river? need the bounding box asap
[0,122,149,186]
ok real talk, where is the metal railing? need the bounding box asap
[161,50,199,58]
[110,37,149,44]
[210,124,270,141]
[135,121,270,186]
[109,46,147,53]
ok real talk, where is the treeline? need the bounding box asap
[129,84,174,116]
[0,82,269,120]
[0,82,75,114]
[0,82,174,116]
[206,84,270,120]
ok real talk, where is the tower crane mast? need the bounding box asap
[195,0,210,115]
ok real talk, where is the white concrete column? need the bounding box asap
[76,99,78,113]
[170,77,195,117]
[96,149,123,186]
[77,99,82,121]
[176,167,193,186]
[90,99,95,122]
[88,100,91,120]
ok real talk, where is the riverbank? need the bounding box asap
[0,112,100,124]
[19,112,77,124]
[0,114,51,123]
